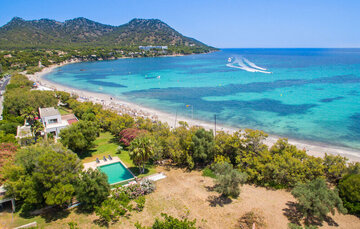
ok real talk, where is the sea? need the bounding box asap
[45,48,360,151]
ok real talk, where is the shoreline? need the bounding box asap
[27,60,360,162]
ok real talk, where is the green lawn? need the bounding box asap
[0,208,102,229]
[82,132,157,178]
[58,106,72,115]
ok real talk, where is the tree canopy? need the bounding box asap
[190,128,215,166]
[338,174,360,215]
[0,143,18,185]
[3,141,82,211]
[76,168,110,212]
[3,74,57,118]
[291,178,347,224]
[60,120,100,153]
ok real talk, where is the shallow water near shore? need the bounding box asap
[45,48,360,151]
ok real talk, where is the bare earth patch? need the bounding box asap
[122,167,360,229]
[1,167,359,228]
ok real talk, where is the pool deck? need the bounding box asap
[83,156,122,170]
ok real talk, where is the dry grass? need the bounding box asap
[1,167,359,229]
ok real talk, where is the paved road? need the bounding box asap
[0,75,11,120]
[0,77,10,91]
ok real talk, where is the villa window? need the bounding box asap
[48,118,58,124]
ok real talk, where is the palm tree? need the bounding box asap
[31,120,44,142]
[21,107,43,141]
[20,107,38,126]
[129,134,154,174]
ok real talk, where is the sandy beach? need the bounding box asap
[27,61,360,162]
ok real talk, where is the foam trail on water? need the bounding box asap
[227,56,271,74]
[243,58,267,71]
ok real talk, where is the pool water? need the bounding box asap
[98,162,135,184]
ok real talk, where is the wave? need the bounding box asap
[243,58,268,71]
[227,56,271,74]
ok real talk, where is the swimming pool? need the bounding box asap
[98,162,135,185]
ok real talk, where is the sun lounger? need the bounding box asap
[96,158,100,163]
[103,156,107,161]
[108,155,112,160]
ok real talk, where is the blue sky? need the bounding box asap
[0,0,359,48]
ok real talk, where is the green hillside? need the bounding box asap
[0,17,215,50]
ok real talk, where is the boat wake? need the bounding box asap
[227,56,271,74]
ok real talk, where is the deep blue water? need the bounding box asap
[45,49,360,150]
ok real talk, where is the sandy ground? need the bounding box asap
[26,61,360,162]
[122,167,360,229]
[1,167,359,228]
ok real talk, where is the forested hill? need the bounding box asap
[0,17,214,50]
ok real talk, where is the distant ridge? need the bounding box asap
[0,17,215,50]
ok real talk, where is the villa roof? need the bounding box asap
[39,107,60,118]
[61,114,78,125]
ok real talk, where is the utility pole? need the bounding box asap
[192,105,194,120]
[186,104,194,119]
[214,114,217,137]
[174,109,178,128]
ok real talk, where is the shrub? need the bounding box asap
[202,167,216,178]
[95,198,129,223]
[214,155,231,164]
[238,208,266,229]
[213,162,248,198]
[116,146,123,154]
[68,222,79,229]
[0,130,17,144]
[134,196,146,212]
[140,179,156,194]
[0,121,19,135]
[346,162,360,175]
[338,174,360,215]
[135,213,197,229]
[119,128,147,146]
[288,223,318,229]
[113,179,155,199]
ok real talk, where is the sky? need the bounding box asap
[0,0,359,48]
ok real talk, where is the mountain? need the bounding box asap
[0,17,214,49]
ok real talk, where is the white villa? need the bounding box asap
[139,45,168,51]
[39,107,78,137]
[16,107,78,139]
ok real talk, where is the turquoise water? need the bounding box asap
[45,49,360,151]
[98,162,134,184]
